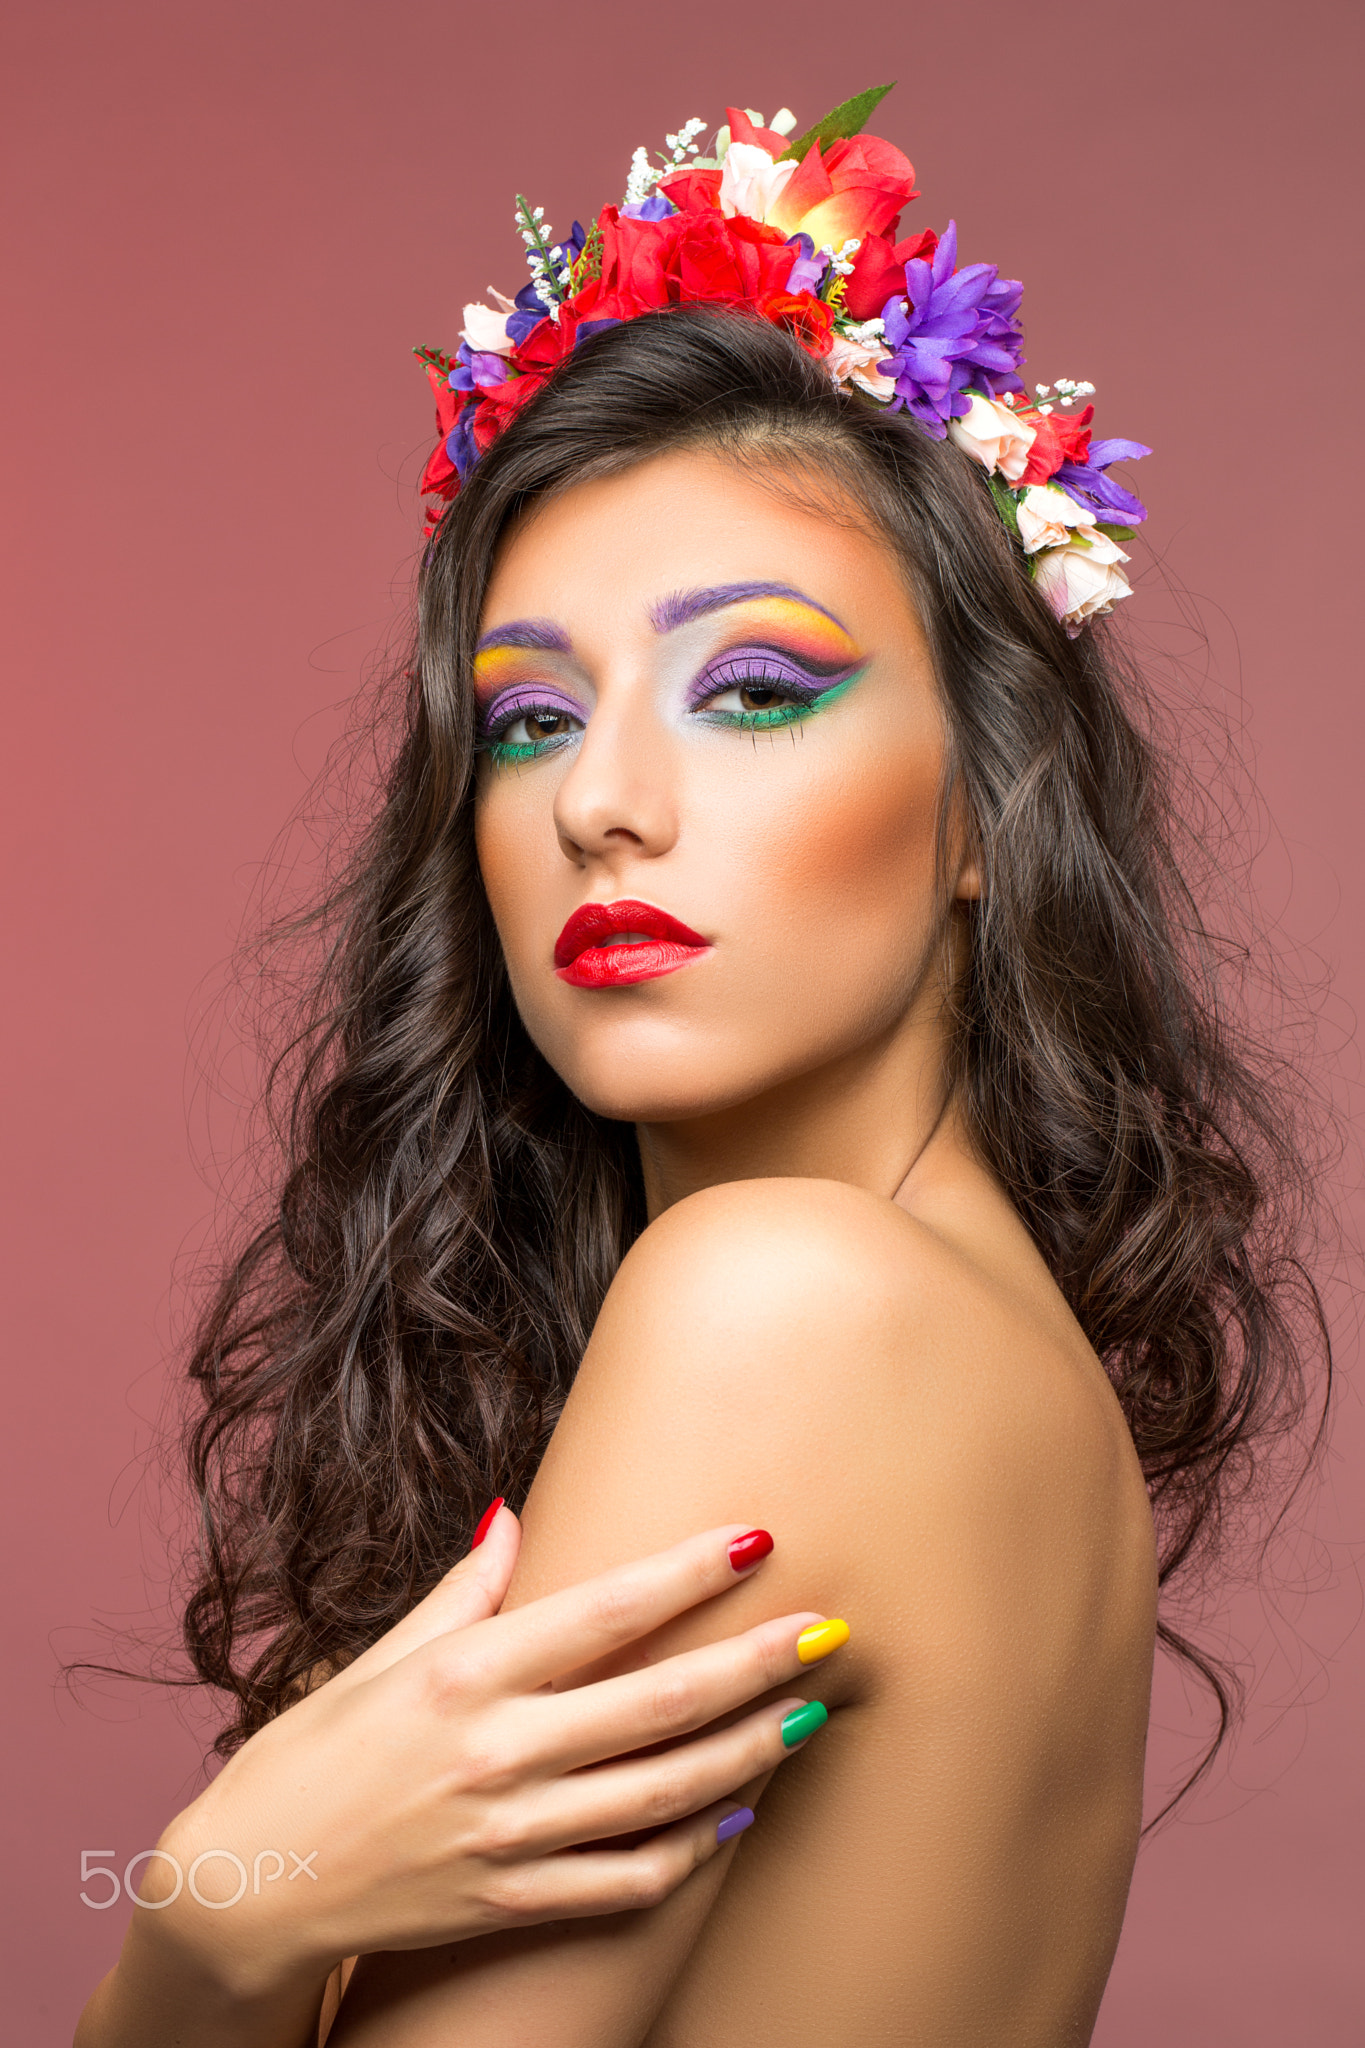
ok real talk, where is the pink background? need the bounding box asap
[4,2,1361,2037]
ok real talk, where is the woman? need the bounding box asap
[78,91,1324,2046]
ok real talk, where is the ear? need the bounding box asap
[944,780,982,902]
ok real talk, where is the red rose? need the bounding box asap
[589,206,683,316]
[757,289,835,355]
[767,133,919,246]
[1015,403,1094,487]
[419,441,457,500]
[590,204,797,315]
[473,369,549,451]
[671,209,797,303]
[841,227,938,322]
[425,360,461,438]
[724,105,797,157]
[418,361,461,499]
[513,304,594,372]
[656,166,723,214]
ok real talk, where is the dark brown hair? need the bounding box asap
[181,309,1330,1815]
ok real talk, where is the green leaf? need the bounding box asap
[1095,523,1136,542]
[778,82,896,162]
[987,474,1022,541]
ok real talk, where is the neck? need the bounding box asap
[634,1007,958,1221]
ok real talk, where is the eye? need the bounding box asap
[707,678,807,714]
[497,708,580,746]
[692,656,827,730]
[478,693,585,761]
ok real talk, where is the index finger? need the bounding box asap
[436,1525,774,1697]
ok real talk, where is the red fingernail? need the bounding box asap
[471,1498,504,1549]
[727,1529,773,1573]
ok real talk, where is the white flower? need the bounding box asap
[1032,530,1133,633]
[948,393,1037,484]
[1014,483,1096,554]
[770,107,798,136]
[716,141,799,223]
[624,145,660,206]
[825,332,898,402]
[460,301,514,356]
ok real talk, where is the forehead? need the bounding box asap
[479,446,921,648]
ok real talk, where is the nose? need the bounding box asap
[552,697,679,870]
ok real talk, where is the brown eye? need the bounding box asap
[528,711,572,738]
[737,684,783,711]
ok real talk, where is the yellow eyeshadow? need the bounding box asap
[471,645,539,695]
[719,597,860,661]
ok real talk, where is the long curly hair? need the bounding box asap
[181,309,1330,1816]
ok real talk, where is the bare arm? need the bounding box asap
[328,1177,1158,2047]
[73,1513,839,2048]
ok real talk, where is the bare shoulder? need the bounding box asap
[516,1175,1155,1693]
[599,1173,987,1393]
[596,1174,1148,1533]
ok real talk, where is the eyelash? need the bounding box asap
[477,654,855,765]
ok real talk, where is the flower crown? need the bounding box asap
[417,83,1149,633]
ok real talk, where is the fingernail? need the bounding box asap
[471,1498,504,1549]
[727,1529,773,1573]
[796,1618,850,1665]
[781,1700,828,1748]
[716,1805,754,1845]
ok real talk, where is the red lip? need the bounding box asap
[553,899,712,989]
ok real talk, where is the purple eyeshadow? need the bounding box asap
[683,645,856,710]
[478,684,586,734]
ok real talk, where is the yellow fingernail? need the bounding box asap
[796,1618,850,1665]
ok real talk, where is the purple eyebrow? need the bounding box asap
[475,618,572,654]
[650,582,850,635]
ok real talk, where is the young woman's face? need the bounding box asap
[474,447,975,1124]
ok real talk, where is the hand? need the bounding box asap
[147,1511,844,2003]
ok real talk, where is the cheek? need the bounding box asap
[474,782,557,958]
[718,724,945,939]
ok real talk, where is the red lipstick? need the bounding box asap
[553,899,712,989]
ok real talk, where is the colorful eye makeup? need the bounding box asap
[473,589,870,764]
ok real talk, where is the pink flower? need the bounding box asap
[948,393,1037,483]
[824,331,897,400]
[460,302,514,355]
[1032,530,1133,633]
[716,142,801,225]
[1014,484,1096,554]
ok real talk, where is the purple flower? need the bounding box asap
[622,191,677,221]
[450,342,510,393]
[445,398,481,481]
[785,233,826,296]
[878,221,1025,435]
[505,221,590,344]
[1053,437,1152,525]
[506,281,551,347]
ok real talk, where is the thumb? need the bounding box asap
[405,1500,523,1640]
[454,1498,520,1619]
[328,1504,524,1686]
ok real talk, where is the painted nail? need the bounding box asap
[781,1700,829,1748]
[796,1618,850,1665]
[727,1529,774,1573]
[716,1805,755,1845]
[471,1498,504,1549]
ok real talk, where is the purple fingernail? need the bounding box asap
[716,1806,754,1845]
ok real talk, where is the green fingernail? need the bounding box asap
[781,1700,828,1748]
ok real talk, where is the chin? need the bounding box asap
[548,1050,761,1126]
[526,1008,862,1128]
